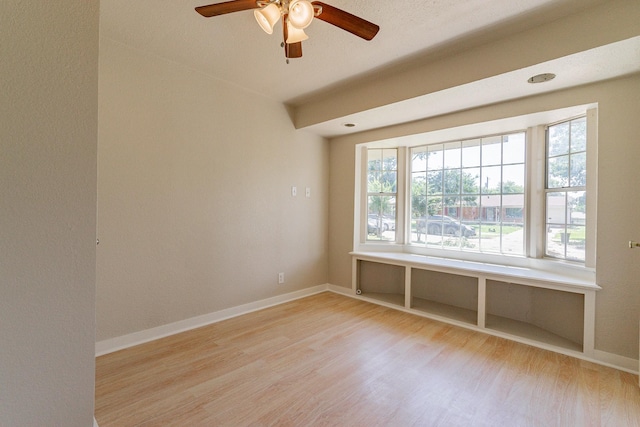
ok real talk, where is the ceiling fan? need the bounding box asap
[195,0,380,60]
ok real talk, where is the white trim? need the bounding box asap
[95,285,328,356]
[592,350,639,375]
[585,107,598,268]
[94,417,99,427]
[351,251,598,291]
[327,283,354,296]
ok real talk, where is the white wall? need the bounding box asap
[96,38,329,341]
[0,1,98,426]
[328,74,640,361]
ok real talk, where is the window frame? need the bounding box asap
[354,107,597,273]
[544,115,588,263]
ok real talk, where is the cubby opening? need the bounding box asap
[357,260,405,307]
[485,280,584,351]
[410,269,478,325]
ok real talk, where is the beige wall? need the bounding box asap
[97,38,329,341]
[328,74,640,360]
[0,1,99,425]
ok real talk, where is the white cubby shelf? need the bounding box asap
[351,251,600,358]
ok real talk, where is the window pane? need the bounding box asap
[368,149,382,171]
[427,195,443,217]
[412,172,427,196]
[367,196,395,242]
[367,171,381,193]
[546,225,566,259]
[462,195,481,221]
[444,197,461,220]
[566,226,586,262]
[381,171,397,193]
[367,149,397,193]
[503,133,525,164]
[482,136,502,166]
[481,166,501,194]
[444,142,461,169]
[503,194,524,214]
[411,147,427,172]
[548,122,570,156]
[568,191,586,225]
[461,168,480,194]
[444,169,460,194]
[427,144,444,169]
[570,152,586,187]
[502,164,525,194]
[480,222,502,253]
[502,224,524,255]
[428,171,443,195]
[461,139,481,168]
[411,214,427,244]
[546,192,566,225]
[382,150,398,171]
[571,117,587,152]
[547,155,569,188]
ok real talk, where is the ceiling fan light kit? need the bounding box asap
[254,3,280,34]
[287,0,315,29]
[286,21,309,43]
[195,0,380,59]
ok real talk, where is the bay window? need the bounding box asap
[356,106,597,271]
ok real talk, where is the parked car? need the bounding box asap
[416,215,476,237]
[367,217,382,235]
[368,214,395,232]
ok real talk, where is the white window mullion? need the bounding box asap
[585,108,598,268]
[396,146,407,245]
[527,125,546,259]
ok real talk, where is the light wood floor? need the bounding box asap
[95,292,640,426]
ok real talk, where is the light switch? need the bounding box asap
[291,186,297,197]
[305,187,311,198]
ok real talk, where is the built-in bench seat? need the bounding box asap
[351,251,600,357]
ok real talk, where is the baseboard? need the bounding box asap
[326,283,354,296]
[591,350,639,375]
[95,284,329,356]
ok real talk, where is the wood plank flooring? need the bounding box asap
[95,292,640,426]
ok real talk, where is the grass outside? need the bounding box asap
[553,227,585,244]
[475,224,522,237]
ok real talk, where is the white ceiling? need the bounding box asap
[100,0,639,136]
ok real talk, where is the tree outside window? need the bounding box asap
[367,149,397,241]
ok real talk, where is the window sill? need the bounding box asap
[350,250,599,292]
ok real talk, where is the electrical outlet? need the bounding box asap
[305,187,311,198]
[278,272,285,284]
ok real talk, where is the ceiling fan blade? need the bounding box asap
[285,42,303,58]
[195,0,259,17]
[283,18,303,59]
[311,1,379,41]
